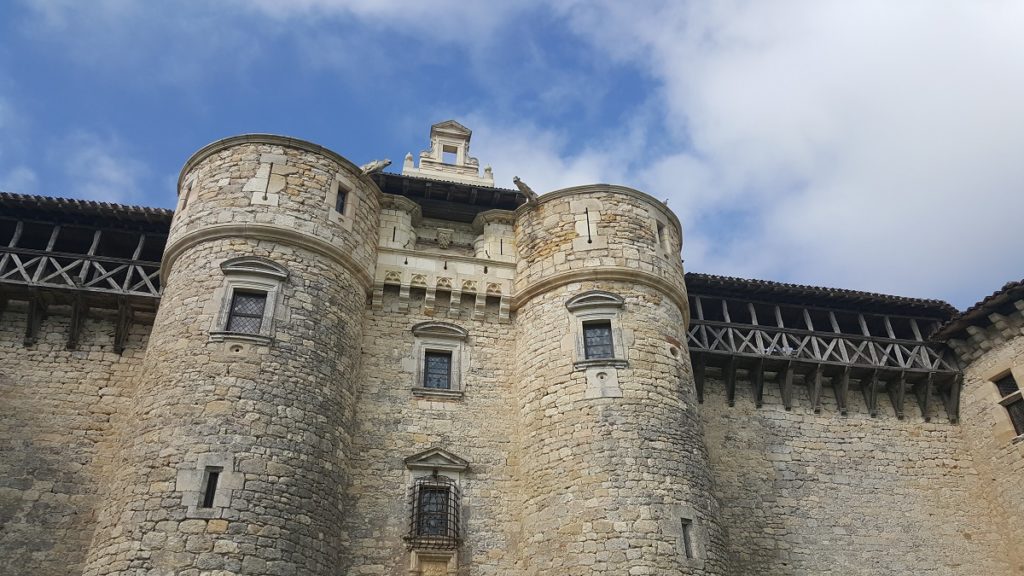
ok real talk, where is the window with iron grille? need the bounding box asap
[583,320,614,359]
[424,351,452,389]
[226,291,266,334]
[994,372,1024,436]
[406,473,460,549]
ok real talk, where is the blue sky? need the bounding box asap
[1,1,1022,309]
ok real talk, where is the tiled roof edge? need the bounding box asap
[685,272,958,316]
[932,279,1024,340]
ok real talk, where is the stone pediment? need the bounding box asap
[431,120,471,137]
[220,256,289,280]
[411,321,469,341]
[404,447,469,472]
[565,290,624,312]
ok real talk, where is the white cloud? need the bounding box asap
[555,1,1024,306]
[58,132,148,204]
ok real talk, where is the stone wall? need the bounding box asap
[0,303,149,576]
[953,305,1024,571]
[81,137,380,574]
[510,186,728,575]
[701,373,1017,576]
[340,286,518,575]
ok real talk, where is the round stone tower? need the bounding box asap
[512,185,728,575]
[82,135,379,574]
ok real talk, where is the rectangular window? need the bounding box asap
[994,373,1019,397]
[201,466,222,508]
[417,486,450,536]
[583,320,614,359]
[335,188,347,214]
[226,291,266,334]
[681,518,694,559]
[424,351,452,389]
[1006,397,1024,436]
[994,373,1024,436]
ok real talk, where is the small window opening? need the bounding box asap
[335,187,348,214]
[201,467,222,508]
[227,291,267,334]
[681,518,694,559]
[424,351,453,389]
[583,320,614,360]
[442,145,458,165]
[656,221,668,251]
[994,372,1024,436]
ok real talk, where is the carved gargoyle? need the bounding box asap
[512,176,539,204]
[360,158,392,175]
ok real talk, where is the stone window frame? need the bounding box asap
[650,209,675,258]
[327,171,359,230]
[989,365,1024,443]
[403,448,469,574]
[566,290,628,370]
[410,321,469,399]
[176,453,243,519]
[209,256,289,346]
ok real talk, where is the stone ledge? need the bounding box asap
[411,387,465,400]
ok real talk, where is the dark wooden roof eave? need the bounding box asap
[0,191,174,232]
[932,279,1024,340]
[685,272,959,319]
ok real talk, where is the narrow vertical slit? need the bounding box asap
[392,226,397,242]
[585,208,593,244]
[499,238,503,255]
[201,467,222,508]
[681,518,694,559]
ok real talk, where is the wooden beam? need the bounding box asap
[725,356,737,407]
[114,297,132,354]
[780,360,795,411]
[835,366,851,416]
[863,369,880,417]
[67,295,87,351]
[809,365,824,413]
[751,358,765,408]
[915,371,934,422]
[23,289,46,346]
[944,373,962,424]
[692,355,705,404]
[888,371,906,419]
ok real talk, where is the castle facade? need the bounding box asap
[0,121,1021,575]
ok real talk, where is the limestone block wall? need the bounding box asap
[511,186,727,575]
[701,375,1016,576]
[953,309,1024,570]
[340,287,518,575]
[0,304,149,576]
[81,137,380,574]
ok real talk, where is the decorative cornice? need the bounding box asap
[471,209,517,232]
[380,194,423,225]
[177,134,381,196]
[162,223,374,292]
[514,267,690,325]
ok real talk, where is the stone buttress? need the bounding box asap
[81,135,380,574]
[511,185,729,575]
